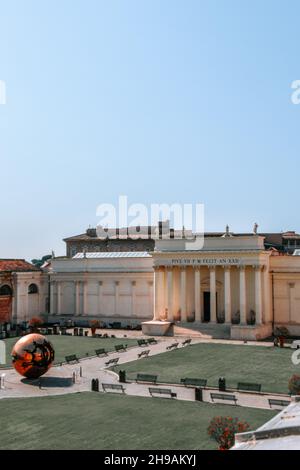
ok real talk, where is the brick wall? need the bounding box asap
[0,296,12,322]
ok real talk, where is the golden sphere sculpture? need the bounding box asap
[12,333,55,379]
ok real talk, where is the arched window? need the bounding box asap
[0,285,13,296]
[28,283,38,294]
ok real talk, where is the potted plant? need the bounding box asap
[90,320,100,336]
[232,311,240,325]
[208,416,249,450]
[248,310,256,325]
[29,317,43,333]
[288,375,300,395]
[274,326,289,348]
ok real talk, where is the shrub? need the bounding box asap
[29,317,43,327]
[274,326,289,338]
[90,320,100,327]
[288,375,300,395]
[232,311,240,325]
[248,310,256,325]
[208,416,250,450]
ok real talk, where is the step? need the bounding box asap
[174,322,231,339]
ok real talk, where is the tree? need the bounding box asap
[288,375,300,395]
[208,416,250,450]
[31,255,52,268]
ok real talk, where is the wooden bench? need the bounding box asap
[181,377,207,388]
[105,358,119,367]
[136,373,158,384]
[182,339,192,346]
[146,338,157,345]
[210,393,238,405]
[95,348,108,357]
[237,382,262,393]
[138,339,147,347]
[115,344,127,353]
[138,349,150,359]
[149,387,177,398]
[166,342,179,350]
[268,398,290,409]
[102,383,125,394]
[65,354,79,364]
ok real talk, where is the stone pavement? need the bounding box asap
[0,336,289,411]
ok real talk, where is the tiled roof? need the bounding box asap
[0,259,40,272]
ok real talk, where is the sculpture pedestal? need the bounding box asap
[141,320,172,336]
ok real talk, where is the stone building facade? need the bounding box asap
[0,260,48,324]
[48,252,153,326]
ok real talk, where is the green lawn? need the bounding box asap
[2,335,138,367]
[115,342,298,394]
[0,392,275,450]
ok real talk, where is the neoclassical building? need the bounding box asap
[150,235,279,339]
[3,225,300,340]
[48,252,154,326]
[46,228,300,340]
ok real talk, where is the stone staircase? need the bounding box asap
[173,322,231,339]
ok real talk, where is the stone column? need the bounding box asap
[167,268,173,321]
[180,267,187,322]
[57,282,62,315]
[115,281,119,316]
[194,268,201,322]
[210,267,217,323]
[131,281,136,317]
[153,267,166,320]
[255,266,263,325]
[239,267,247,324]
[50,281,56,315]
[224,267,232,324]
[38,279,45,315]
[83,281,88,316]
[25,282,29,320]
[97,281,102,316]
[153,267,160,320]
[75,281,81,315]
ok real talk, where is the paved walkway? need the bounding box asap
[0,337,289,410]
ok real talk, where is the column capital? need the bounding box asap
[193,266,201,271]
[238,265,246,271]
[222,265,231,271]
[208,265,216,270]
[253,265,265,272]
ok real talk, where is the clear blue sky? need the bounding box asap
[1,0,299,260]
